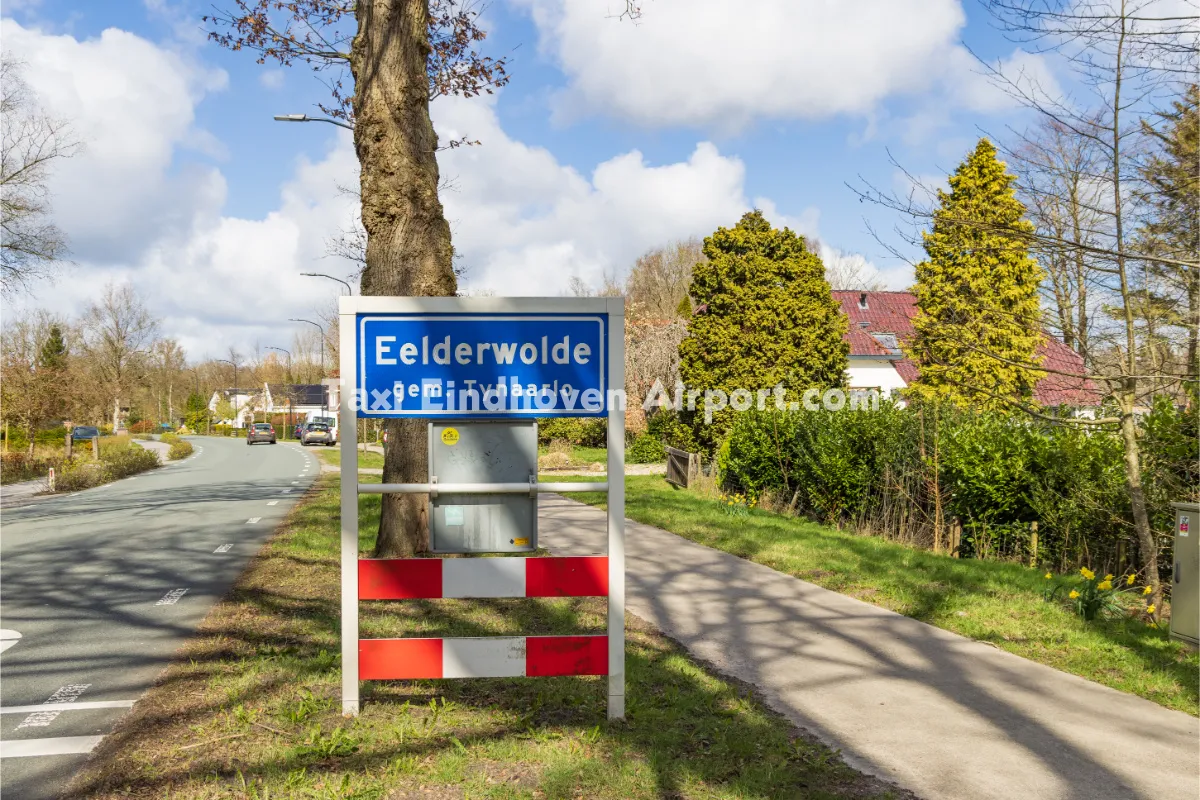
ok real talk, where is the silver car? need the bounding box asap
[301,423,334,446]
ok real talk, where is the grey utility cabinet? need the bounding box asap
[428,421,538,554]
[1170,502,1198,647]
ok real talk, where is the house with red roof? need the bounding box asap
[831,291,1102,407]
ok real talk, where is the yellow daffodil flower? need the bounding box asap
[1069,590,1080,599]
[1146,605,1156,615]
[1126,574,1136,586]
[1080,567,1095,581]
[1044,572,1053,580]
[1143,586,1153,595]
[1097,580,1112,591]
[1104,574,1114,582]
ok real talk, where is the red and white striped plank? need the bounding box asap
[359,635,607,680]
[358,557,607,600]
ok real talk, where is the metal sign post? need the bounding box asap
[339,296,626,720]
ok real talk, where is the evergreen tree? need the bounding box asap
[679,210,848,449]
[907,139,1045,409]
[38,324,67,370]
[1136,84,1199,378]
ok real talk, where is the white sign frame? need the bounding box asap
[338,295,626,719]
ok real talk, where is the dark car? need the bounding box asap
[247,422,277,445]
[301,422,333,446]
[71,426,100,441]
[293,422,307,439]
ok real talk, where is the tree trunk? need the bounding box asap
[351,0,456,557]
[1118,397,1160,607]
[112,396,120,433]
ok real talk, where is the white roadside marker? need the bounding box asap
[247,517,261,524]
[214,544,233,553]
[0,736,103,758]
[155,588,188,606]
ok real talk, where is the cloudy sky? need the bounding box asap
[3,0,1058,358]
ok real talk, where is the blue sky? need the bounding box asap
[2,0,1056,355]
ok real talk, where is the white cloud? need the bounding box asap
[513,0,969,130]
[433,95,819,295]
[1,19,229,265]
[259,69,285,90]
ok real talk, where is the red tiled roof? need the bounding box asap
[831,290,1102,406]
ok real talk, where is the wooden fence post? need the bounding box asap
[66,431,73,461]
[950,518,961,558]
[92,435,100,461]
[1029,521,1039,568]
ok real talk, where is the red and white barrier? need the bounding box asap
[358,556,607,600]
[359,635,606,680]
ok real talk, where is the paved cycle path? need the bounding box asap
[539,494,1199,800]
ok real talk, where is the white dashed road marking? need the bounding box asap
[214,544,233,553]
[267,501,279,506]
[0,736,104,758]
[291,481,298,485]
[247,517,261,524]
[280,490,291,494]
[155,588,188,606]
[15,684,90,730]
[1,700,135,715]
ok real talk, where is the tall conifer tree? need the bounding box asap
[907,139,1045,409]
[679,210,848,448]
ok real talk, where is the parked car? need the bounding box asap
[301,422,334,446]
[293,422,307,439]
[70,426,100,442]
[247,422,277,445]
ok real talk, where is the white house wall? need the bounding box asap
[846,360,908,397]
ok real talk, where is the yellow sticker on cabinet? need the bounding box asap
[441,427,460,446]
[513,537,530,546]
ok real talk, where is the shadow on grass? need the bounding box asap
[65,477,909,800]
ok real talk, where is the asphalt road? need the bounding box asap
[0,436,322,800]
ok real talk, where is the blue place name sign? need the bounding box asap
[355,314,609,418]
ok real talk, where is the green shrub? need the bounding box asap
[168,440,194,460]
[103,445,161,479]
[626,434,666,464]
[646,409,696,452]
[719,400,1187,573]
[536,417,607,447]
[160,432,181,446]
[1,452,62,484]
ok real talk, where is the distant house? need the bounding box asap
[832,290,1101,407]
[208,388,258,428]
[264,384,329,419]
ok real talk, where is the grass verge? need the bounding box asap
[315,447,385,469]
[570,476,1199,716]
[66,474,907,800]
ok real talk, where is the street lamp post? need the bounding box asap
[289,318,328,408]
[273,113,354,131]
[301,272,353,295]
[266,346,293,439]
[215,358,238,432]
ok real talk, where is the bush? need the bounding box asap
[160,432,181,446]
[718,400,1184,573]
[103,445,161,479]
[129,421,157,434]
[168,440,194,460]
[627,434,666,464]
[646,409,696,452]
[53,443,160,491]
[212,424,236,437]
[537,417,607,447]
[1,452,62,484]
